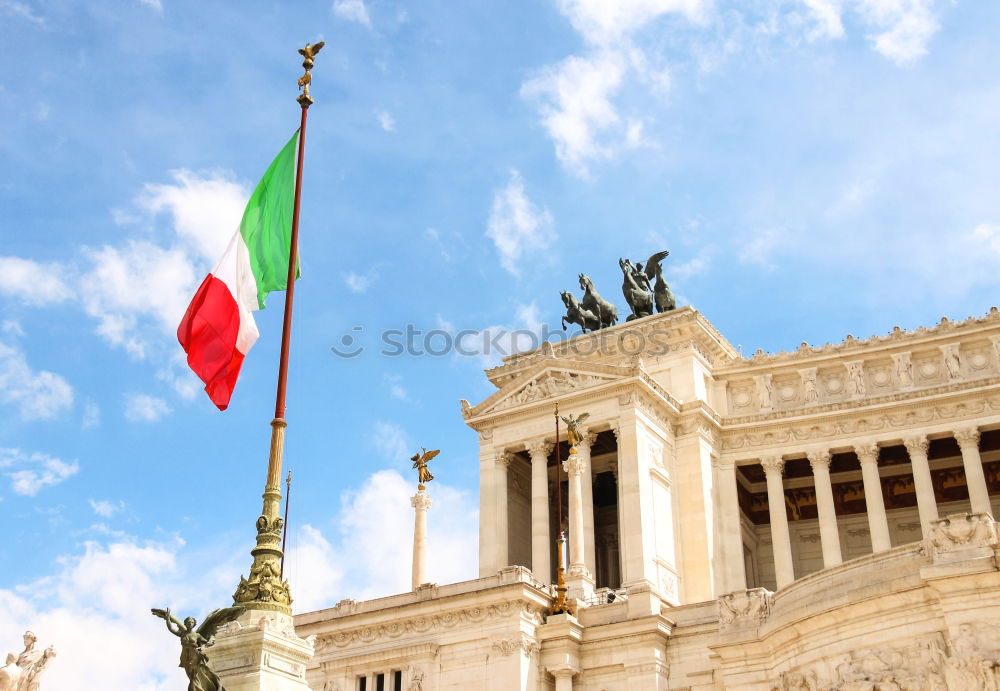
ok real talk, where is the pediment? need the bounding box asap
[463,361,631,419]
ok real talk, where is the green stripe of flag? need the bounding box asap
[239,129,301,310]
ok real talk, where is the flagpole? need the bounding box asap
[549,404,573,616]
[280,470,292,579]
[233,43,322,616]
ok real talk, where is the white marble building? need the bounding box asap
[291,306,1000,690]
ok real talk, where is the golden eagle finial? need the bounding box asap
[296,41,325,107]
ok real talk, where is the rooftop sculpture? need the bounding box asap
[561,251,675,332]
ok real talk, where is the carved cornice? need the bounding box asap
[718,306,1000,371]
[722,387,1000,453]
[314,600,544,650]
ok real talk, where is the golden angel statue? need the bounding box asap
[411,448,440,487]
[151,606,245,691]
[560,412,590,449]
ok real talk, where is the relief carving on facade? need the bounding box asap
[927,512,998,557]
[756,373,774,410]
[717,588,773,630]
[940,344,963,381]
[492,371,612,411]
[893,351,914,388]
[845,360,866,397]
[491,635,539,658]
[800,367,819,405]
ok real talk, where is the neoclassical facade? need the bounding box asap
[292,306,1000,690]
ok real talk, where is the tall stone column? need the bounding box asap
[954,426,992,516]
[762,456,795,589]
[411,489,432,589]
[495,452,512,570]
[855,442,891,552]
[715,458,746,592]
[576,430,598,579]
[807,448,843,568]
[564,451,588,576]
[903,435,938,537]
[528,439,554,583]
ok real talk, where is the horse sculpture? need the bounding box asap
[578,274,618,329]
[560,291,601,333]
[619,258,654,320]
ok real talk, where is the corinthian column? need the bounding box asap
[495,452,512,569]
[762,456,795,589]
[564,451,589,577]
[807,448,842,568]
[576,430,598,578]
[715,458,746,592]
[855,441,891,552]
[955,426,992,516]
[528,439,554,583]
[903,435,938,537]
[411,489,432,589]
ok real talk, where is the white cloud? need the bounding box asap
[138,0,163,11]
[0,1,46,26]
[556,0,706,46]
[801,0,846,40]
[376,110,396,132]
[372,421,411,462]
[0,533,242,691]
[383,373,409,401]
[0,257,72,305]
[856,0,939,65]
[79,241,197,358]
[485,170,554,275]
[739,227,787,270]
[89,498,124,518]
[344,271,374,293]
[333,0,371,26]
[521,52,626,176]
[123,393,171,423]
[0,342,74,420]
[972,223,1000,253]
[138,170,247,264]
[671,247,713,281]
[0,448,79,497]
[284,470,478,604]
[2,319,24,337]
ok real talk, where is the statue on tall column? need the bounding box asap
[151,606,245,691]
[0,631,56,691]
[411,448,440,488]
[560,412,591,450]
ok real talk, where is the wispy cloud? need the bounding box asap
[123,393,171,422]
[485,170,554,275]
[0,257,72,305]
[383,373,409,401]
[0,0,46,26]
[1,448,79,497]
[376,110,395,132]
[333,0,371,26]
[89,498,125,518]
[372,421,411,462]
[0,342,73,420]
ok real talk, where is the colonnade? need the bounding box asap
[720,425,992,591]
[495,432,601,583]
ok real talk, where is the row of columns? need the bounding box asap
[725,425,992,591]
[494,432,600,584]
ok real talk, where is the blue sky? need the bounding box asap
[2,0,1000,687]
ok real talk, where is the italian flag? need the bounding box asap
[177,130,300,410]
